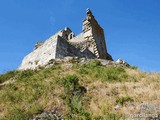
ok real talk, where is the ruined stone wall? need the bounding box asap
[69,33,84,43]
[18,9,112,70]
[34,42,44,50]
[59,27,75,40]
[18,34,59,70]
[18,28,77,70]
[68,33,88,52]
[18,28,95,70]
[56,35,95,59]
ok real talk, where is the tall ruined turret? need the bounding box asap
[82,8,112,60]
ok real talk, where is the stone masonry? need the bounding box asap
[18,9,113,70]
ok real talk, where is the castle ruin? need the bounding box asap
[18,9,113,70]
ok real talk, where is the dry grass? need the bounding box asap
[0,60,160,119]
[84,68,160,119]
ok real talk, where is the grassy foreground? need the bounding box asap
[0,60,160,120]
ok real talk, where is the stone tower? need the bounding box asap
[82,8,112,60]
[18,9,113,70]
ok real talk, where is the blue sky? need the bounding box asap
[0,0,160,73]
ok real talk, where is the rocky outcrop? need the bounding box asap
[44,57,130,69]
[29,109,64,120]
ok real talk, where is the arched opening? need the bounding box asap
[69,34,73,39]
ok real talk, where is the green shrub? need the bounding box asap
[61,75,91,119]
[62,74,79,93]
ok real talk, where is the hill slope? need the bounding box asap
[0,59,160,120]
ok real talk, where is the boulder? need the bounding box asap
[63,56,74,62]
[100,59,111,66]
[29,109,64,120]
[116,58,123,64]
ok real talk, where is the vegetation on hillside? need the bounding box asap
[0,60,159,120]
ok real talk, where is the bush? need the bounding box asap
[61,75,90,119]
[62,74,79,93]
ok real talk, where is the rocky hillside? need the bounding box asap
[0,58,159,120]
